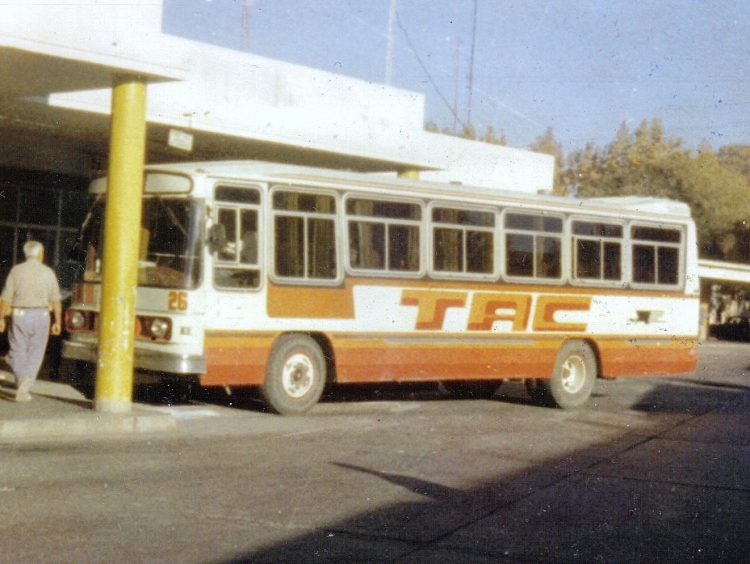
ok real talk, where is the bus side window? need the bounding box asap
[213,186,262,290]
[572,220,623,283]
[432,207,494,276]
[272,189,338,281]
[216,208,237,261]
[504,212,563,281]
[346,197,421,274]
[631,225,682,287]
[348,221,384,269]
[239,209,258,265]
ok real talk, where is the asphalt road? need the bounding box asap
[1,341,749,563]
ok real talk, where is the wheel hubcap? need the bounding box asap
[560,355,587,394]
[282,353,315,398]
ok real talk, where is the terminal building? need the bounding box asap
[0,0,553,292]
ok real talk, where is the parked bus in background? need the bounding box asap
[63,161,700,415]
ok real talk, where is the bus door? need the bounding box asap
[208,185,264,324]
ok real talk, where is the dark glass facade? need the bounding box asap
[0,168,88,296]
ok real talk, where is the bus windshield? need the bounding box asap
[77,196,203,290]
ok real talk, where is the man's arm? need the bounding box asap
[0,299,9,333]
[50,299,62,336]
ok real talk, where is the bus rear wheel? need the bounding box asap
[540,341,597,409]
[261,334,326,415]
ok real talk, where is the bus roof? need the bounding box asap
[127,160,693,222]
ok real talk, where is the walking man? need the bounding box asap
[0,241,62,402]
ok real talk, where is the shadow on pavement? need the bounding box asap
[208,376,750,563]
[7,342,748,561]
[631,378,750,414]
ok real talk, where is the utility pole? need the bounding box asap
[467,0,478,128]
[453,37,462,133]
[241,0,254,51]
[385,0,397,85]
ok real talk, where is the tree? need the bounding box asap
[479,125,506,146]
[529,127,564,194]
[718,145,750,179]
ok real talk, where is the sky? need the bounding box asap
[162,0,750,155]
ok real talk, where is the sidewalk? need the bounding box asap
[0,372,176,441]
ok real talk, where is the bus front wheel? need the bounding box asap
[262,334,326,415]
[538,341,597,409]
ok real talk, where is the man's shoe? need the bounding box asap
[15,378,33,402]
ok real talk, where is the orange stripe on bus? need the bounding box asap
[201,333,277,386]
[197,330,697,388]
[332,338,559,382]
[267,282,355,319]
[597,338,697,377]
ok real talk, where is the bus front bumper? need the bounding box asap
[62,340,207,375]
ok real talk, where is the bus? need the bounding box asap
[62,161,700,414]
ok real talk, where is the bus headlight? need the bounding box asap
[68,310,87,330]
[149,318,170,340]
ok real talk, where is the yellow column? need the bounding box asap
[95,75,147,413]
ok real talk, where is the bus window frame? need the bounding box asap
[211,183,264,292]
[269,185,343,286]
[570,216,625,288]
[501,209,566,285]
[428,201,497,281]
[628,221,686,292]
[343,193,425,279]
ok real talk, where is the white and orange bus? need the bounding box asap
[63,161,700,414]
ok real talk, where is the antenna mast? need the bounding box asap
[241,0,254,51]
[385,0,397,84]
[467,0,478,127]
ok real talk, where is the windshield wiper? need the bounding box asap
[155,196,188,238]
[80,194,103,234]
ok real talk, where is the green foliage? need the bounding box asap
[718,145,750,178]
[528,127,565,194]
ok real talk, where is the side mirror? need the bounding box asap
[207,224,227,254]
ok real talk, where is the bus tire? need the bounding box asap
[261,334,326,415]
[542,341,597,409]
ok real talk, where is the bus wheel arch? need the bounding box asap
[309,332,337,385]
[261,333,328,415]
[530,339,598,409]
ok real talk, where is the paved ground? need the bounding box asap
[0,341,748,563]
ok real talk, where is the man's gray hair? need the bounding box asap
[23,240,44,260]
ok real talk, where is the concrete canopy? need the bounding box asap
[0,0,553,192]
[0,1,184,175]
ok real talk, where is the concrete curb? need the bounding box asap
[0,411,177,441]
[0,377,178,441]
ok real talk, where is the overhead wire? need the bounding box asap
[394,10,467,131]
